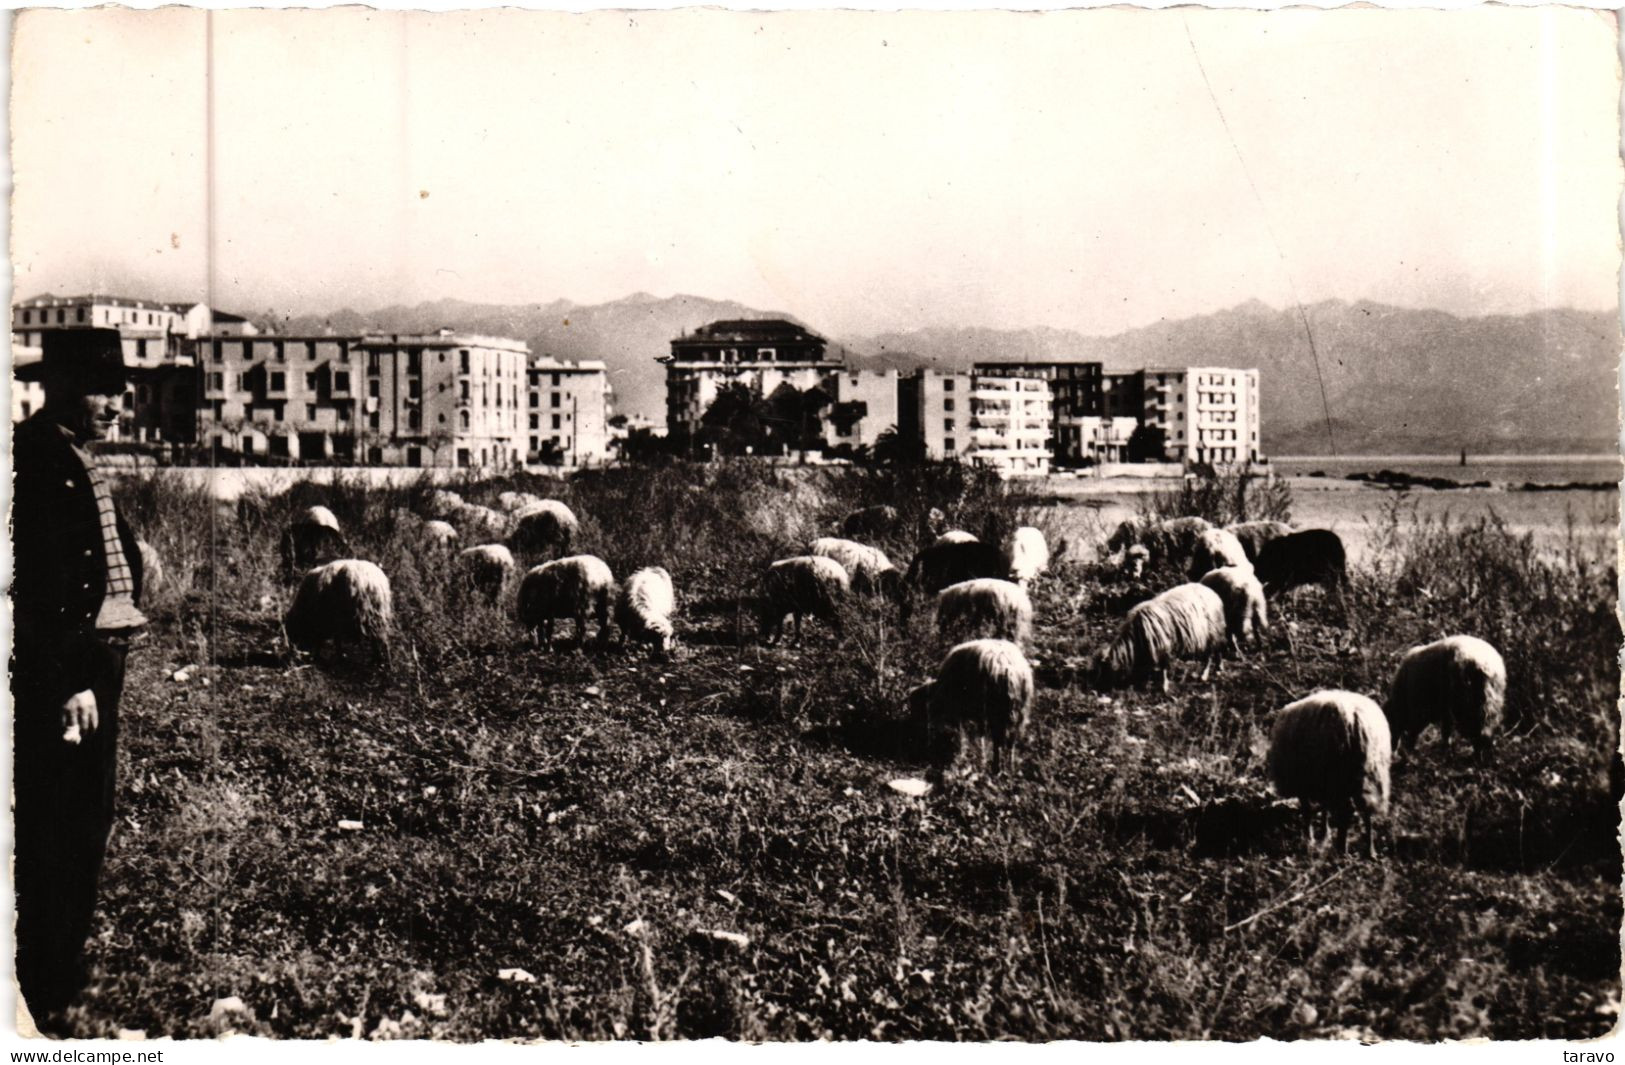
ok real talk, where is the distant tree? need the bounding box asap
[826,399,868,438]
[765,382,832,459]
[619,427,669,464]
[1127,423,1166,463]
[872,426,924,467]
[424,427,456,467]
[700,383,773,456]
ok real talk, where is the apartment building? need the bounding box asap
[661,319,840,447]
[526,357,613,466]
[898,369,976,462]
[967,374,1052,476]
[825,368,899,452]
[195,330,531,467]
[1142,366,1261,464]
[975,360,1105,467]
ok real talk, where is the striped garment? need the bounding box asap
[68,438,148,633]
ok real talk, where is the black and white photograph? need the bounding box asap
[4,3,1621,1046]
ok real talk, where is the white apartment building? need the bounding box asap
[824,368,899,452]
[1144,366,1261,464]
[968,374,1052,476]
[527,357,613,466]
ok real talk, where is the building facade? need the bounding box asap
[967,374,1052,476]
[1142,366,1261,464]
[662,319,841,448]
[824,368,899,453]
[527,357,613,466]
[975,360,1105,467]
[195,330,532,467]
[899,369,976,463]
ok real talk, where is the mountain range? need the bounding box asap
[271,294,1620,455]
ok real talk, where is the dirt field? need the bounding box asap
[55,463,1622,1040]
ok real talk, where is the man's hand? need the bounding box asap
[61,690,98,744]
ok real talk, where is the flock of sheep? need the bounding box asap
[261,492,1503,860]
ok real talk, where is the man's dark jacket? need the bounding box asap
[12,411,144,706]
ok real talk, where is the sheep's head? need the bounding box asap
[1123,545,1150,579]
[646,615,675,654]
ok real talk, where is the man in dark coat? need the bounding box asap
[12,328,146,1029]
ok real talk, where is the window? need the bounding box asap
[55,309,65,324]
[460,351,470,373]
[273,404,284,422]
[335,372,350,391]
[208,372,223,390]
[944,437,955,450]
[943,379,954,392]
[122,393,134,411]
[306,404,317,419]
[76,308,85,323]
[21,310,29,324]
[529,392,538,408]
[406,351,421,373]
[338,407,351,422]
[368,447,383,464]
[459,410,470,430]
[459,380,470,401]
[550,392,560,408]
[944,398,954,412]
[529,414,540,430]
[367,353,381,374]
[407,447,422,467]
[369,413,380,430]
[551,373,560,387]
[270,372,286,391]
[944,418,954,432]
[368,379,379,398]
[551,414,561,430]
[407,378,420,399]
[408,410,421,430]
[305,373,318,391]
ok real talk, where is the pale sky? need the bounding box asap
[9,6,1620,339]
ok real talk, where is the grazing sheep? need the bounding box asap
[841,504,900,540]
[810,537,902,598]
[1107,516,1213,569]
[1385,635,1507,756]
[511,499,580,559]
[280,505,350,578]
[906,539,1008,599]
[907,638,1035,776]
[284,559,393,662]
[457,544,517,600]
[1200,565,1268,653]
[759,555,850,645]
[428,489,465,517]
[497,490,547,514]
[453,503,510,542]
[935,579,1033,646]
[1092,582,1227,692]
[616,566,676,654]
[1224,520,1295,564]
[1254,528,1347,597]
[917,507,949,543]
[1123,544,1151,579]
[1189,528,1252,580]
[933,530,980,547]
[136,538,163,606]
[517,555,616,650]
[422,520,459,551]
[1006,526,1050,588]
[1267,690,1392,858]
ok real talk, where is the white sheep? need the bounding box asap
[759,555,850,645]
[935,579,1033,646]
[1267,690,1392,858]
[933,530,979,547]
[1200,565,1268,654]
[457,544,517,600]
[1122,544,1151,579]
[284,559,394,663]
[453,503,510,542]
[1224,520,1295,564]
[1006,526,1050,588]
[616,566,676,654]
[422,520,459,551]
[497,490,548,514]
[1107,516,1212,570]
[511,499,580,560]
[428,489,465,517]
[136,538,164,606]
[809,537,901,598]
[1092,582,1227,692]
[516,555,616,650]
[1188,528,1252,580]
[1385,635,1507,757]
[280,505,350,577]
[907,638,1035,776]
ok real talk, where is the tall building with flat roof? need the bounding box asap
[661,319,841,449]
[1142,366,1261,464]
[527,357,613,466]
[974,360,1104,467]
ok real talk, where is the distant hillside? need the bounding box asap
[846,300,1621,455]
[275,294,1619,454]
